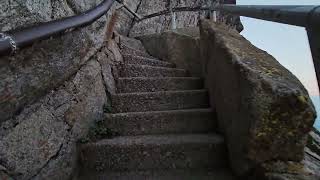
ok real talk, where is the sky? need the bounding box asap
[237,0,320,96]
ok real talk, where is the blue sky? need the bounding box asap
[237,0,320,96]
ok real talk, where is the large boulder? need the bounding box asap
[199,19,316,176]
[0,44,121,179]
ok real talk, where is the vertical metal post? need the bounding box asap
[307,26,320,93]
[170,0,176,30]
[213,11,217,22]
[210,0,217,22]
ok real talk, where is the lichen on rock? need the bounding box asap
[199,19,317,176]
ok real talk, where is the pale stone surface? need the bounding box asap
[199,20,316,176]
[138,27,202,77]
[130,0,211,37]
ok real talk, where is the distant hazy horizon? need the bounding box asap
[237,0,320,129]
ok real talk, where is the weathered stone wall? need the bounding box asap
[129,0,242,37]
[0,0,136,179]
[130,0,211,37]
[199,19,317,178]
[0,0,141,125]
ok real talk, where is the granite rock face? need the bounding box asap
[0,0,131,178]
[0,0,140,125]
[130,0,211,37]
[0,45,121,179]
[199,20,316,176]
[130,0,242,37]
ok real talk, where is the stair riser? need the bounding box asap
[111,91,209,113]
[80,143,227,173]
[118,65,187,78]
[105,111,216,136]
[120,46,152,58]
[122,55,174,68]
[79,170,236,180]
[117,78,203,93]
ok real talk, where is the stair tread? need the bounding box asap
[122,54,173,64]
[120,45,153,58]
[79,169,236,180]
[114,89,207,96]
[122,54,175,68]
[117,77,203,93]
[119,64,188,78]
[112,90,209,113]
[124,64,186,71]
[118,77,201,80]
[83,133,224,147]
[104,108,216,136]
[106,108,212,116]
[80,133,227,172]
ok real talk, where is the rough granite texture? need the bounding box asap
[0,59,107,180]
[78,169,236,180]
[122,54,175,68]
[0,0,137,179]
[79,134,227,173]
[0,0,140,124]
[118,64,188,78]
[199,19,316,176]
[111,90,209,113]
[117,77,203,93]
[104,109,216,135]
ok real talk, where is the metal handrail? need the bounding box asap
[0,0,116,56]
[215,5,320,27]
[212,5,320,95]
[1,3,320,92]
[138,4,320,94]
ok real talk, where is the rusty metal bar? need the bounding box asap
[0,0,116,57]
[139,4,320,94]
[215,5,320,27]
[140,5,320,27]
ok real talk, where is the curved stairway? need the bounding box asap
[78,37,236,180]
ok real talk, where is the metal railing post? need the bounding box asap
[170,0,177,30]
[209,0,217,22]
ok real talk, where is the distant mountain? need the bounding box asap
[310,96,320,130]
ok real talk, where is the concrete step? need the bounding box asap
[79,169,236,180]
[119,36,147,52]
[79,134,227,173]
[122,54,175,68]
[111,90,209,113]
[118,64,188,78]
[117,77,203,93]
[120,45,153,58]
[104,109,216,136]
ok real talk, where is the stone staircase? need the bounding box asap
[78,37,236,179]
